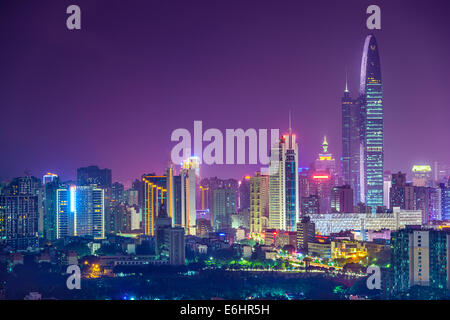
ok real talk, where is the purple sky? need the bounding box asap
[1,0,449,187]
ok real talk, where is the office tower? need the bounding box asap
[238,176,251,210]
[331,185,354,213]
[250,172,269,236]
[314,136,336,176]
[412,165,433,187]
[77,165,112,188]
[142,175,167,236]
[341,75,363,206]
[390,227,450,295]
[56,186,71,239]
[3,176,44,238]
[440,183,450,221]
[57,183,105,239]
[77,166,111,237]
[43,177,60,241]
[180,157,199,235]
[155,204,185,265]
[296,216,315,254]
[0,195,39,250]
[269,115,299,231]
[300,195,320,215]
[59,185,105,239]
[309,173,333,213]
[212,188,235,231]
[360,34,384,211]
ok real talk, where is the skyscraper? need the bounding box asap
[268,114,299,231]
[212,188,235,231]
[341,77,363,205]
[342,35,384,211]
[249,171,269,236]
[0,195,39,250]
[142,175,167,236]
[56,185,105,239]
[314,136,336,175]
[43,177,60,241]
[360,34,384,211]
[390,227,450,295]
[180,157,199,235]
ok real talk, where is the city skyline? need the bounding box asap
[1,0,450,186]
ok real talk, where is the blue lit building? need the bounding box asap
[55,185,105,239]
[360,34,384,211]
[440,183,450,220]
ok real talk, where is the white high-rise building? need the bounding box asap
[180,156,199,235]
[268,116,299,231]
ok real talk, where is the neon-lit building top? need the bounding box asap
[412,165,432,172]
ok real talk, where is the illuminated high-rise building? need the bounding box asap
[55,184,105,239]
[0,195,39,250]
[360,34,384,211]
[142,175,167,236]
[43,172,58,185]
[390,227,450,296]
[412,165,433,187]
[180,156,199,235]
[440,183,450,221]
[341,79,363,206]
[199,185,209,211]
[315,136,336,175]
[269,114,299,231]
[250,171,269,236]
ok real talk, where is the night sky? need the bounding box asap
[0,0,449,187]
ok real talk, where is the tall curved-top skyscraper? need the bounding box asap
[360,34,383,211]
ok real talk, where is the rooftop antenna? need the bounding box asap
[288,109,293,148]
[345,68,349,93]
